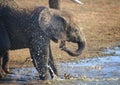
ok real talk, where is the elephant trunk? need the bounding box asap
[62,41,85,56]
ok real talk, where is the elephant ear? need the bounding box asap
[39,8,67,43]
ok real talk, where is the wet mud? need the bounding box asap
[0,46,120,85]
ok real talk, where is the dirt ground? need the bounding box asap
[8,0,120,68]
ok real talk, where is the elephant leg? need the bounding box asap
[2,51,9,73]
[0,27,11,75]
[0,64,6,78]
[30,47,49,80]
[0,50,7,78]
[48,45,58,78]
[29,35,50,80]
[2,51,13,74]
[0,25,11,50]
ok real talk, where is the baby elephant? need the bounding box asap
[0,6,85,80]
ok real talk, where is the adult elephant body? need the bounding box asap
[2,7,45,49]
[0,6,85,80]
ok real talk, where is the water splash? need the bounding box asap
[0,46,120,85]
[47,65,62,80]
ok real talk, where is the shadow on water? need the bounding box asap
[0,46,120,85]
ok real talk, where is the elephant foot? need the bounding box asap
[4,70,14,74]
[0,66,7,78]
[3,68,14,74]
[0,73,6,78]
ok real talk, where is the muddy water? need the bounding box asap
[0,46,120,85]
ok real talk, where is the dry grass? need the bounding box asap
[9,0,120,66]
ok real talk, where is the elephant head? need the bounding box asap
[39,8,85,56]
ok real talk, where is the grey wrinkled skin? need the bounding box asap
[0,3,85,80]
[0,6,58,80]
